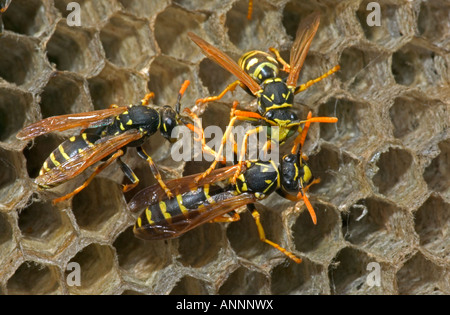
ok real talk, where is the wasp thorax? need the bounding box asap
[258,80,294,113]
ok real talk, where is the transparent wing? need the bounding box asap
[128,164,242,213]
[16,107,128,140]
[133,192,257,240]
[188,32,262,95]
[286,12,321,87]
[35,129,142,187]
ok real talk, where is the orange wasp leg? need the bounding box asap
[247,0,253,20]
[268,47,291,73]
[52,149,125,204]
[136,146,174,199]
[232,125,264,184]
[295,65,340,94]
[183,108,226,163]
[248,204,302,264]
[195,80,242,105]
[210,212,240,223]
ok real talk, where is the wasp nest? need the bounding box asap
[0,0,448,295]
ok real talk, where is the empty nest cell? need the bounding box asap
[356,1,406,49]
[18,197,75,257]
[0,88,35,145]
[154,5,205,61]
[113,226,173,284]
[391,43,445,88]
[414,194,449,260]
[1,0,51,37]
[0,34,49,90]
[40,72,92,118]
[389,94,448,147]
[100,11,155,69]
[87,63,148,110]
[6,261,60,295]
[342,197,414,260]
[65,243,118,294]
[71,177,125,236]
[45,21,103,76]
[423,139,450,194]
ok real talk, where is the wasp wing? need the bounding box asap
[286,12,321,87]
[128,164,243,213]
[16,106,128,140]
[35,129,142,187]
[133,191,257,240]
[188,32,261,95]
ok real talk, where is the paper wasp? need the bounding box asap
[16,81,194,204]
[188,12,339,183]
[128,105,333,264]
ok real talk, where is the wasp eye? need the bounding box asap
[290,113,297,121]
[283,154,296,163]
[266,111,274,119]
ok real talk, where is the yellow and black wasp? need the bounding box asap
[128,111,329,264]
[16,81,194,204]
[188,12,339,183]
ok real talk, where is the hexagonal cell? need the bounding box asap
[100,12,156,69]
[0,148,27,210]
[391,43,445,88]
[414,195,449,260]
[282,2,326,41]
[170,275,210,295]
[306,144,362,206]
[54,0,119,28]
[40,72,92,119]
[389,95,448,147]
[371,147,413,196]
[1,0,52,36]
[396,252,449,295]
[87,63,148,110]
[225,0,278,51]
[0,34,50,90]
[65,243,118,294]
[338,46,392,94]
[293,202,341,262]
[227,204,290,263]
[18,198,75,256]
[6,261,60,295]
[71,177,125,235]
[271,258,326,294]
[342,197,414,260]
[0,88,35,145]
[148,55,194,107]
[417,0,450,49]
[113,226,173,284]
[178,223,224,268]
[356,1,406,48]
[154,5,206,61]
[328,247,387,294]
[218,266,269,295]
[45,21,104,76]
[423,139,450,194]
[318,97,372,155]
